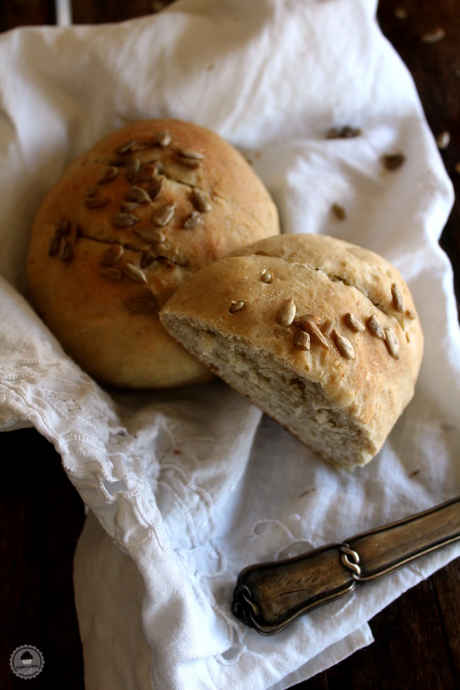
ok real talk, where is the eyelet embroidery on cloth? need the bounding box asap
[0,360,270,667]
[156,462,228,579]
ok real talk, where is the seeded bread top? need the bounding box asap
[26,119,279,389]
[160,233,424,452]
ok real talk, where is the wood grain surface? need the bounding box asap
[0,1,459,688]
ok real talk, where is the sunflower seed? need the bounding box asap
[277,298,296,327]
[302,318,330,348]
[126,296,157,314]
[98,267,124,283]
[120,201,139,213]
[294,330,310,351]
[59,238,73,262]
[152,203,176,226]
[147,177,164,201]
[229,300,245,313]
[98,244,124,266]
[135,228,166,244]
[157,255,176,268]
[391,283,405,312]
[178,147,204,160]
[111,213,140,227]
[333,330,355,359]
[191,188,211,212]
[125,157,141,182]
[394,7,408,19]
[124,263,148,284]
[140,247,157,268]
[321,318,334,337]
[136,164,157,183]
[381,153,405,171]
[156,130,171,147]
[436,131,450,149]
[331,203,346,220]
[86,186,99,198]
[126,186,151,204]
[154,241,171,256]
[177,156,201,169]
[183,211,202,229]
[296,313,322,328]
[97,166,119,184]
[86,196,111,208]
[135,139,158,151]
[48,232,61,257]
[261,269,273,283]
[326,125,361,139]
[367,314,385,339]
[421,27,445,44]
[384,328,400,359]
[344,312,365,332]
[114,140,139,155]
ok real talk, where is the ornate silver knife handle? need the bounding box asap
[231,496,460,635]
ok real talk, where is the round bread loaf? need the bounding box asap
[160,233,424,471]
[26,119,279,388]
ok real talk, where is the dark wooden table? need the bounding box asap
[1,1,459,688]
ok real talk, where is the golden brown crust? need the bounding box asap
[26,119,279,388]
[160,234,424,468]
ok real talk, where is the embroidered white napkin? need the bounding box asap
[0,1,459,689]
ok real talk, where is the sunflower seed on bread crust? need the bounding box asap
[124,263,148,284]
[294,330,310,351]
[384,328,400,359]
[111,212,140,227]
[126,186,151,204]
[156,130,171,147]
[229,300,245,313]
[99,244,124,266]
[277,298,296,327]
[86,196,111,208]
[367,314,385,339]
[97,166,119,184]
[191,188,211,213]
[344,312,365,332]
[301,318,329,349]
[333,330,355,359]
[152,203,176,226]
[391,283,405,312]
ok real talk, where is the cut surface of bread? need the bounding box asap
[160,234,424,471]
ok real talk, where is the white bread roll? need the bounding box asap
[160,233,424,471]
[27,119,279,389]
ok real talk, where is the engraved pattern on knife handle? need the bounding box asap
[232,496,460,635]
[231,543,356,635]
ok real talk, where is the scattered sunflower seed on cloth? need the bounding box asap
[0,1,459,689]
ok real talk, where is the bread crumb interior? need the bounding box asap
[163,315,375,471]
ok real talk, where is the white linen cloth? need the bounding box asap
[0,1,459,688]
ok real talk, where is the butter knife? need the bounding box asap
[231,496,460,635]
